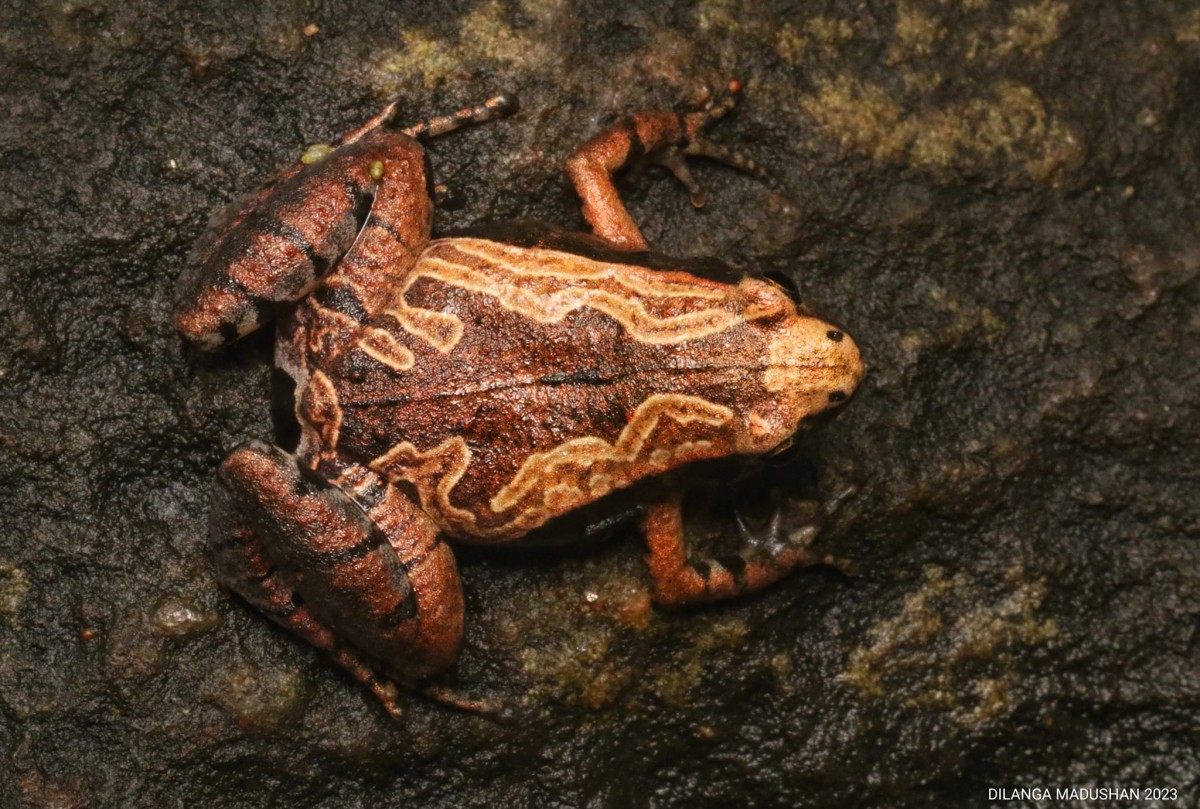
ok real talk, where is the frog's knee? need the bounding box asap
[173,184,365,350]
[213,440,301,505]
[173,277,273,351]
[212,441,372,565]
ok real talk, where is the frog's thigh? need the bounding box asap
[175,128,429,350]
[209,442,462,711]
[641,494,816,606]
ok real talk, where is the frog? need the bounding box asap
[173,83,864,719]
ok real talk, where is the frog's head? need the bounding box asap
[733,278,864,454]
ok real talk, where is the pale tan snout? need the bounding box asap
[740,315,862,453]
[765,316,862,402]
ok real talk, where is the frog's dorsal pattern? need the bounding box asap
[382,238,744,354]
[367,393,734,539]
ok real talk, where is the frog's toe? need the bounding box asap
[730,498,859,579]
[680,135,767,180]
[420,683,513,723]
[673,79,766,181]
[652,150,708,208]
[733,507,788,554]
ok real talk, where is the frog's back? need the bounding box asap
[328,233,770,541]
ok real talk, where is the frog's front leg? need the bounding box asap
[641,493,845,606]
[209,441,463,717]
[565,80,765,251]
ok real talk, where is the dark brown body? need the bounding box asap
[175,86,863,718]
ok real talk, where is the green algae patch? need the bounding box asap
[995,1,1070,57]
[376,0,568,91]
[645,614,750,709]
[841,565,1058,727]
[0,562,29,626]
[210,661,310,731]
[774,15,856,64]
[803,77,1082,183]
[784,1,1082,183]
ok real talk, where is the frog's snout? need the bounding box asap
[763,316,863,403]
[822,326,864,406]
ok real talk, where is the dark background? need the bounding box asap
[1,1,1197,807]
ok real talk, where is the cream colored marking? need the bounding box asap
[588,474,613,496]
[764,366,821,392]
[489,394,733,512]
[298,369,342,460]
[743,299,787,322]
[306,295,372,361]
[450,240,730,300]
[672,440,713,458]
[748,413,774,436]
[386,304,463,353]
[545,484,580,511]
[383,239,745,353]
[369,393,734,539]
[357,326,415,372]
[369,435,477,525]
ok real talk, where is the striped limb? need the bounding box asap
[565,80,766,251]
[209,442,499,719]
[641,491,853,606]
[174,94,517,350]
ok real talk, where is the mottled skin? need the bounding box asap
[175,86,863,718]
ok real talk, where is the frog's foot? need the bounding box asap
[208,506,408,720]
[208,441,463,720]
[566,79,763,250]
[641,489,856,607]
[651,83,767,209]
[733,486,859,578]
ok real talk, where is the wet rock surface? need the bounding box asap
[1,1,1197,807]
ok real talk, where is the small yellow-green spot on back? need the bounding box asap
[301,143,334,164]
[369,160,385,180]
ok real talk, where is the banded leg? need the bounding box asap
[209,441,463,719]
[641,493,846,607]
[175,94,516,350]
[396,94,518,141]
[565,80,765,251]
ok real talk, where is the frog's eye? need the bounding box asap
[828,390,847,403]
[827,330,843,342]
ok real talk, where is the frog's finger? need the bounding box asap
[682,137,767,179]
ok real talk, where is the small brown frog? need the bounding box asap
[174,83,863,718]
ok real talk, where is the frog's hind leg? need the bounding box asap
[175,94,517,351]
[174,128,404,351]
[208,441,462,719]
[640,493,850,606]
[566,80,765,251]
[312,93,521,329]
